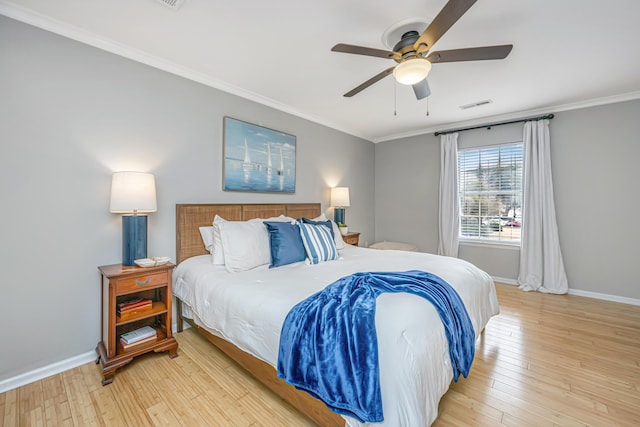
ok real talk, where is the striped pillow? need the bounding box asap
[297,221,338,264]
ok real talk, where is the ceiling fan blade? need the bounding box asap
[343,67,395,97]
[332,43,396,59]
[414,0,477,52]
[426,45,513,63]
[412,80,431,100]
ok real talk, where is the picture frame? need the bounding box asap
[223,116,296,193]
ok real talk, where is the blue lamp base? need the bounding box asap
[122,215,148,266]
[334,207,345,226]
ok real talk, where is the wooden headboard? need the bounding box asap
[176,203,321,264]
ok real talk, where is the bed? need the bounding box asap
[173,203,499,426]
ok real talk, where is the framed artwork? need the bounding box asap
[223,117,296,193]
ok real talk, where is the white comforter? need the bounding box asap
[173,245,499,426]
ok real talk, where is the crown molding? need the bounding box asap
[373,90,640,143]
[0,1,369,142]
[3,1,639,145]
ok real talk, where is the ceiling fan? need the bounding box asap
[331,0,513,100]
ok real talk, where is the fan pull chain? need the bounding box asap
[426,96,430,116]
[393,81,397,116]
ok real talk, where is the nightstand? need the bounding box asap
[342,231,360,246]
[96,263,178,385]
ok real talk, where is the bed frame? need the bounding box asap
[175,203,344,427]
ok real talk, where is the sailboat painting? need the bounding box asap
[223,117,296,193]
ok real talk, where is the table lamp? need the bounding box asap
[110,172,157,266]
[330,187,350,226]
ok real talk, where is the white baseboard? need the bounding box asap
[492,276,640,306]
[492,276,518,286]
[0,321,191,393]
[0,351,96,393]
[567,288,640,306]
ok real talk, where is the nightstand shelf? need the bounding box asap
[115,327,167,354]
[96,263,178,385]
[116,301,167,325]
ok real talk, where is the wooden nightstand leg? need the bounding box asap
[99,356,133,386]
[96,341,133,386]
[101,371,115,386]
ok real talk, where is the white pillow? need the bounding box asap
[219,220,271,272]
[211,215,227,265]
[312,214,346,250]
[260,214,294,223]
[331,220,346,250]
[199,226,215,254]
[212,214,293,266]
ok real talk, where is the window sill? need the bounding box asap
[459,239,521,251]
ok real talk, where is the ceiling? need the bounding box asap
[2,0,640,142]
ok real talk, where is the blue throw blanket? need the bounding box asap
[276,270,475,423]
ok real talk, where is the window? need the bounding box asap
[458,143,523,243]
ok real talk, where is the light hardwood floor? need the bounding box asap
[1,283,639,426]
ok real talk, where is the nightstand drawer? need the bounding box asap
[116,272,167,294]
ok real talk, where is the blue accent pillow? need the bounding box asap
[297,221,338,264]
[300,218,335,239]
[263,221,306,268]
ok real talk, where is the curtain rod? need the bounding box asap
[434,113,555,136]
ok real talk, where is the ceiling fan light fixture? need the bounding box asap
[393,58,432,85]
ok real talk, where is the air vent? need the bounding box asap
[154,0,186,10]
[460,99,492,110]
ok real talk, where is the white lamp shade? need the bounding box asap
[331,187,350,207]
[393,58,432,85]
[110,172,157,213]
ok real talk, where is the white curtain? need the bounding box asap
[518,120,568,293]
[438,133,460,257]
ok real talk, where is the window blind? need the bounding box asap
[458,143,524,243]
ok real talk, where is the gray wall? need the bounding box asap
[0,16,374,382]
[552,101,639,299]
[374,133,440,253]
[376,99,640,300]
